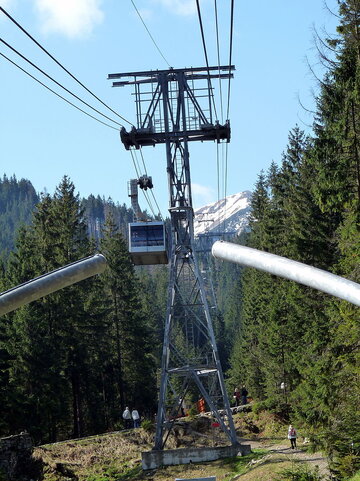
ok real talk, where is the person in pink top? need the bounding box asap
[288,424,297,449]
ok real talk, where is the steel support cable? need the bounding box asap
[226,0,235,120]
[224,142,229,234]
[138,147,164,220]
[223,0,235,235]
[129,148,141,178]
[0,52,118,130]
[216,143,221,230]
[139,147,148,175]
[132,148,144,178]
[0,6,133,126]
[130,0,171,68]
[1,39,123,128]
[214,0,223,232]
[142,189,157,218]
[219,141,226,235]
[195,0,218,121]
[133,148,157,218]
[129,149,157,218]
[149,189,164,221]
[214,0,224,123]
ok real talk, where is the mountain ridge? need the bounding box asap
[194,190,252,237]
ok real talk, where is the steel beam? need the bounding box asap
[212,241,360,307]
[0,254,107,316]
[108,65,235,80]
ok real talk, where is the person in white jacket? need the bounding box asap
[122,407,131,429]
[132,408,140,428]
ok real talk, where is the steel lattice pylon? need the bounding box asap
[109,66,238,449]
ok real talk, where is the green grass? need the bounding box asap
[84,450,270,481]
[86,462,143,481]
[221,449,269,478]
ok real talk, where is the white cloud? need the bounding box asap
[192,183,215,205]
[153,0,197,16]
[34,0,104,38]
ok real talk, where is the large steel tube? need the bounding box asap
[0,254,107,316]
[212,241,360,307]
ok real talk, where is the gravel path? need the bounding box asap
[239,437,331,479]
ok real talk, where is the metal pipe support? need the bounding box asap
[212,241,360,307]
[0,254,107,316]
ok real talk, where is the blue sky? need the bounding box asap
[1,0,338,215]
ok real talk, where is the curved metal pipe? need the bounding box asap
[0,254,107,316]
[212,241,360,307]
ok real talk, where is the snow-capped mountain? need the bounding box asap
[194,191,252,238]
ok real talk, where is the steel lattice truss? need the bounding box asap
[109,66,238,449]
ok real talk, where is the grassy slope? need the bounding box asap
[33,412,327,481]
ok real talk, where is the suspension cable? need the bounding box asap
[214,0,224,123]
[139,147,148,175]
[130,0,171,68]
[195,0,218,122]
[0,51,118,131]
[0,6,133,126]
[226,0,235,120]
[1,38,123,128]
[138,147,164,220]
[129,149,157,219]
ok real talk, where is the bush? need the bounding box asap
[113,421,124,431]
[141,419,154,433]
[188,406,198,419]
[348,470,360,481]
[253,399,278,414]
[277,464,322,481]
[331,454,360,480]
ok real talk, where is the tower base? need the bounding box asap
[141,444,251,470]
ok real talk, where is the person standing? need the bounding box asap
[233,388,241,407]
[241,385,248,405]
[288,424,297,449]
[122,406,131,429]
[132,408,140,428]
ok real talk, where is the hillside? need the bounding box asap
[0,176,135,255]
[33,411,332,481]
[0,175,39,257]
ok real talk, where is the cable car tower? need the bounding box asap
[109,66,238,449]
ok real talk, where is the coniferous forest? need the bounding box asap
[0,2,359,479]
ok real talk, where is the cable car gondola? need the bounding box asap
[129,221,168,265]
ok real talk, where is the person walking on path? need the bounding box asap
[122,406,131,429]
[132,408,140,428]
[241,385,248,405]
[288,424,297,449]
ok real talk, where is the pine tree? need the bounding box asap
[100,215,157,415]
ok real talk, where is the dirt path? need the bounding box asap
[239,437,330,478]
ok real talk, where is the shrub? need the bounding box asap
[277,464,322,481]
[141,419,154,433]
[188,406,198,419]
[331,454,360,480]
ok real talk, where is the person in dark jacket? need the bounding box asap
[241,385,248,405]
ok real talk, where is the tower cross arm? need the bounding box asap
[108,65,235,80]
